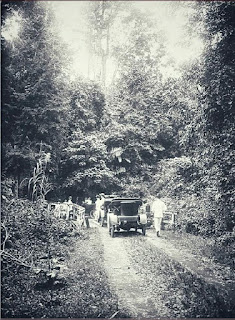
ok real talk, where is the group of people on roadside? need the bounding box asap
[56,196,91,228]
[59,193,167,236]
[57,196,74,220]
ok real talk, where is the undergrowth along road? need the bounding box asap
[2,224,128,318]
[63,227,130,318]
[95,222,235,318]
[2,210,234,319]
[146,229,235,287]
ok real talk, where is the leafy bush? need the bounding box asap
[1,178,15,200]
[1,200,129,318]
[1,199,81,317]
[212,229,235,268]
[149,157,218,236]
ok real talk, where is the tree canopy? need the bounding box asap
[2,1,234,236]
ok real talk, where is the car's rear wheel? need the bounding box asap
[142,225,146,236]
[110,226,115,238]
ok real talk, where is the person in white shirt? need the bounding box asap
[85,197,92,204]
[151,197,167,237]
[61,200,69,220]
[67,196,73,219]
[95,194,105,222]
[99,194,106,225]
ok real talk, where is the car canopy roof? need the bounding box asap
[109,198,142,206]
[104,194,119,198]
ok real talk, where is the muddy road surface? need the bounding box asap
[91,220,235,318]
[99,225,168,318]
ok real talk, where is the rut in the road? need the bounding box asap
[146,230,235,294]
[94,223,235,318]
[96,223,168,318]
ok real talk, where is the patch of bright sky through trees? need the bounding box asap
[52,1,203,85]
[3,1,204,86]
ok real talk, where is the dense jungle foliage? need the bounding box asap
[1,198,128,318]
[1,0,235,269]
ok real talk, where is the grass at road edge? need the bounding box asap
[2,226,130,318]
[124,235,234,318]
[62,227,131,318]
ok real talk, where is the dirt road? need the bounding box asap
[98,224,169,318]
[91,220,235,318]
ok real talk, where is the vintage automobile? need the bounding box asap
[107,198,147,237]
[99,194,119,227]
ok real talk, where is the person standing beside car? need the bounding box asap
[95,195,101,221]
[152,196,167,237]
[95,194,105,222]
[99,193,106,226]
[68,196,74,220]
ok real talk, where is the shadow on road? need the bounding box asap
[111,230,143,238]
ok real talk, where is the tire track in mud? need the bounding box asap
[145,230,235,317]
[92,221,166,318]
[92,221,235,318]
[145,229,235,303]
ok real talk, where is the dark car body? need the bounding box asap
[107,198,147,237]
